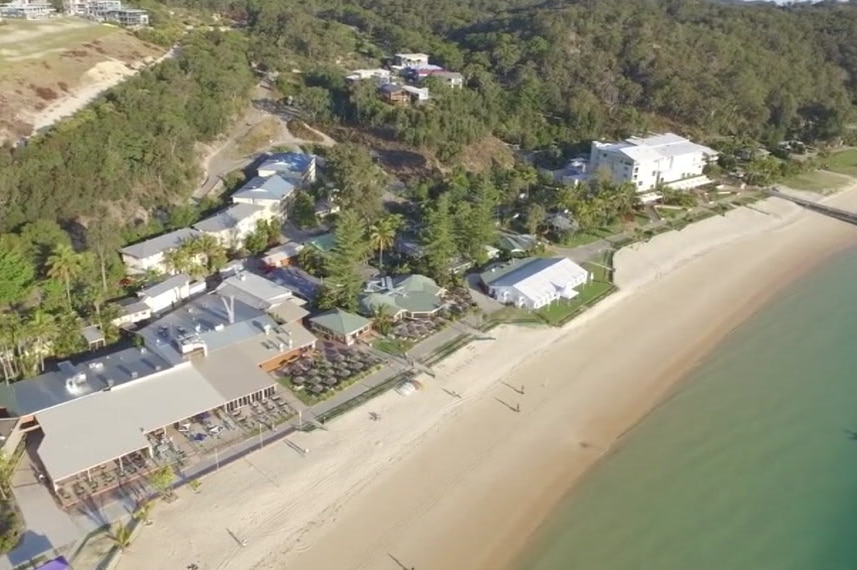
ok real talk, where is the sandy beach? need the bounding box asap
[116,190,857,570]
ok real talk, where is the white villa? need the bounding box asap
[120,228,201,275]
[256,152,317,185]
[193,203,268,249]
[589,133,717,195]
[480,257,590,311]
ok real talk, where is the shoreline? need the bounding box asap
[115,190,857,570]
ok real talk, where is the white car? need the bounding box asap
[209,425,225,436]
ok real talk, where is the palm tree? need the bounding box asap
[368,214,401,275]
[46,243,82,308]
[26,310,57,373]
[132,499,154,526]
[185,235,226,273]
[371,306,394,336]
[0,314,22,381]
[108,522,133,552]
[163,247,193,275]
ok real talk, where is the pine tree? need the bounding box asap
[422,193,458,284]
[323,210,368,311]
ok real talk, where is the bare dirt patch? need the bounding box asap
[0,18,166,142]
[459,135,515,172]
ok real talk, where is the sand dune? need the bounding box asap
[115,191,857,570]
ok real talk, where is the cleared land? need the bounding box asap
[0,18,165,142]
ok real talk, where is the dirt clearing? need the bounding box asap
[0,18,166,142]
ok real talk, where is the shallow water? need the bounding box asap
[520,246,857,570]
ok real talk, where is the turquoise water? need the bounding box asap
[521,247,857,570]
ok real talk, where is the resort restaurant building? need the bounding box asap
[0,290,318,489]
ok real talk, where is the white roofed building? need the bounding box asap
[193,203,268,249]
[589,133,717,193]
[255,152,317,185]
[119,228,201,275]
[479,257,590,311]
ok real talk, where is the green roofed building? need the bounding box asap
[308,308,372,346]
[306,232,336,253]
[359,274,447,320]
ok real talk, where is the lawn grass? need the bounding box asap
[373,337,412,356]
[535,279,615,326]
[655,206,684,219]
[782,170,849,194]
[821,148,857,177]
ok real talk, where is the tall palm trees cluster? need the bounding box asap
[368,214,402,274]
[0,240,120,382]
[162,235,227,278]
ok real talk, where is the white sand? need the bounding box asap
[116,191,857,570]
[26,51,173,135]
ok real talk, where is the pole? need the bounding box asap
[298,410,303,430]
[258,422,263,451]
[215,446,219,471]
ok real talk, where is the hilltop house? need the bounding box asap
[423,70,463,88]
[230,174,296,216]
[393,53,430,68]
[193,203,268,249]
[479,257,589,310]
[589,133,717,194]
[0,0,55,18]
[119,228,202,275]
[256,152,317,185]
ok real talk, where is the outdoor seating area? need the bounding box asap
[55,451,154,506]
[389,318,442,342]
[276,344,383,399]
[225,394,295,432]
[444,287,477,317]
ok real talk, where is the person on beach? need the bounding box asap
[515,403,520,413]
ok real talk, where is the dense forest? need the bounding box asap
[3,0,857,373]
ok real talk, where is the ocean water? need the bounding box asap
[520,247,857,570]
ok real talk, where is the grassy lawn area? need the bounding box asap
[655,206,684,219]
[536,280,615,326]
[233,117,281,157]
[821,148,857,177]
[782,170,849,193]
[373,337,412,356]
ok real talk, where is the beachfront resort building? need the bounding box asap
[255,152,317,185]
[0,0,55,19]
[480,257,590,310]
[0,287,318,491]
[589,132,717,194]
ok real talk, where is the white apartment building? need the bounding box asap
[193,203,268,250]
[588,133,717,193]
[0,0,55,19]
[120,228,202,275]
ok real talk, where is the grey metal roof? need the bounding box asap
[80,325,104,345]
[138,274,191,299]
[269,267,322,300]
[36,363,224,483]
[193,203,264,233]
[135,293,272,364]
[7,347,173,417]
[216,273,294,309]
[119,228,201,260]
[257,152,315,178]
[266,300,310,324]
[116,297,151,316]
[232,174,296,203]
